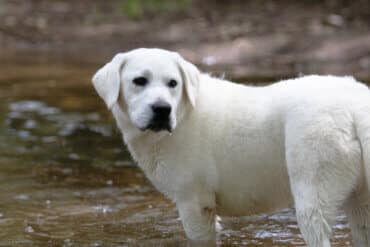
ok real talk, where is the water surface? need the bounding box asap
[0,63,354,246]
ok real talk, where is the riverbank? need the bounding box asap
[1,0,369,80]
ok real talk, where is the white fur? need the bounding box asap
[93,48,370,246]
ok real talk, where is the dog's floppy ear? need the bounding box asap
[176,55,200,108]
[92,53,128,109]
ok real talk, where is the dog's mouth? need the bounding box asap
[144,120,172,133]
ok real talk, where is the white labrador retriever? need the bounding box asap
[92,48,370,247]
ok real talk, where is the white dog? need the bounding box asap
[92,48,370,247]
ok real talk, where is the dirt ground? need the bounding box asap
[0,0,369,80]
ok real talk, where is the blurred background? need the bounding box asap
[0,0,369,246]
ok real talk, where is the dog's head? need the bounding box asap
[92,48,200,133]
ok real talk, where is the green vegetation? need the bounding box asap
[120,0,190,19]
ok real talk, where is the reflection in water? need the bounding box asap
[0,64,355,246]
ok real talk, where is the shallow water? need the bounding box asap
[0,63,356,246]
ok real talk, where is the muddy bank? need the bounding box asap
[0,0,369,80]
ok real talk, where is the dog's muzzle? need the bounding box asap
[146,102,172,132]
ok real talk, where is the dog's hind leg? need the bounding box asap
[346,204,370,247]
[291,183,335,247]
[344,188,370,247]
[285,119,361,247]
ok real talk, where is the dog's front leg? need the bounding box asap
[177,198,216,241]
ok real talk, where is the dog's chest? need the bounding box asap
[132,149,178,200]
[146,160,177,199]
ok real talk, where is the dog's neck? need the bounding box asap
[109,94,192,174]
[111,103,169,170]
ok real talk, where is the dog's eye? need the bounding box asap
[133,77,148,86]
[168,79,178,88]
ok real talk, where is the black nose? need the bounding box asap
[151,102,171,118]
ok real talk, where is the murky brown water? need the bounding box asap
[0,63,355,246]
